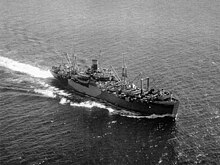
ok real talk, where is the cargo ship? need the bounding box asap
[51,53,179,118]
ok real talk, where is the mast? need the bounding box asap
[122,54,127,87]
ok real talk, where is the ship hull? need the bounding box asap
[50,70,68,85]
[68,79,179,118]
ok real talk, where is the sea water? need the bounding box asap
[0,0,220,164]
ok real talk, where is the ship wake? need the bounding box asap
[0,56,53,78]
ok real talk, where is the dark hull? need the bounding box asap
[68,79,179,118]
[98,91,179,117]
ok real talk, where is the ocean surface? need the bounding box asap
[0,0,220,164]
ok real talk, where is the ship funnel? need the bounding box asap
[91,59,98,71]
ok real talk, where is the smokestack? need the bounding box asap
[91,59,98,71]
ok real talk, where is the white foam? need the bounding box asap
[106,107,115,113]
[59,97,70,104]
[70,100,115,112]
[70,101,105,109]
[0,56,79,107]
[212,61,216,65]
[0,56,53,78]
[37,80,71,97]
[34,89,57,98]
[33,80,72,101]
[122,113,175,119]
